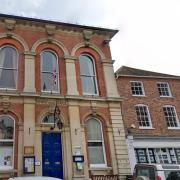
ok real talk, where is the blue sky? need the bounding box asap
[1,0,180,75]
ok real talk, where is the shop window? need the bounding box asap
[41,51,59,92]
[86,118,106,167]
[0,115,14,170]
[135,148,149,163]
[79,54,98,95]
[0,46,18,89]
[135,148,180,164]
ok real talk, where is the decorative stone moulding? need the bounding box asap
[4,19,16,31]
[0,96,10,113]
[103,35,111,44]
[83,29,93,42]
[45,24,56,36]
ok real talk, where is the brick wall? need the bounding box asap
[116,76,180,137]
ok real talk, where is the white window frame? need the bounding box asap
[86,118,107,168]
[163,105,180,129]
[130,81,145,96]
[0,45,18,90]
[135,104,153,129]
[80,54,99,96]
[157,82,172,97]
[40,50,59,93]
[0,115,15,171]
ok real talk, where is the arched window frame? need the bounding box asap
[0,45,18,90]
[41,113,60,125]
[135,104,153,129]
[0,115,15,170]
[40,50,59,93]
[85,118,107,168]
[163,105,180,129]
[79,54,99,95]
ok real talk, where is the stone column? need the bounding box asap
[64,55,79,96]
[102,60,119,98]
[68,101,88,179]
[23,52,36,93]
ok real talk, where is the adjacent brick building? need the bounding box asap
[0,14,131,179]
[116,66,180,172]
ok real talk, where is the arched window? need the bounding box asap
[0,115,14,170]
[42,114,56,124]
[0,46,18,89]
[79,54,98,95]
[41,51,59,92]
[86,118,106,167]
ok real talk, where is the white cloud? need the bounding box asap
[0,0,180,75]
[0,0,46,17]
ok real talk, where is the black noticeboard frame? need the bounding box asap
[23,156,35,174]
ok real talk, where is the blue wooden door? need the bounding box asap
[42,133,63,179]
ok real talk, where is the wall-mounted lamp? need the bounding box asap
[50,102,63,130]
[127,124,136,134]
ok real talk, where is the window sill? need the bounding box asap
[83,93,99,97]
[89,166,112,171]
[0,88,17,92]
[139,127,155,130]
[160,96,174,98]
[168,127,180,130]
[0,166,13,172]
[132,95,146,97]
[41,91,60,94]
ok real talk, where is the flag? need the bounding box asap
[52,67,57,86]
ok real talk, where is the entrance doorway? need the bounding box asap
[42,132,63,179]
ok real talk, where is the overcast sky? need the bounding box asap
[1,0,180,75]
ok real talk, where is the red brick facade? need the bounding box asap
[117,76,180,136]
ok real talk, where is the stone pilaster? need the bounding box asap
[23,52,36,93]
[102,60,119,98]
[64,56,79,96]
[23,98,35,147]
[109,102,131,179]
[68,101,88,179]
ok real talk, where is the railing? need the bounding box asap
[91,175,119,180]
